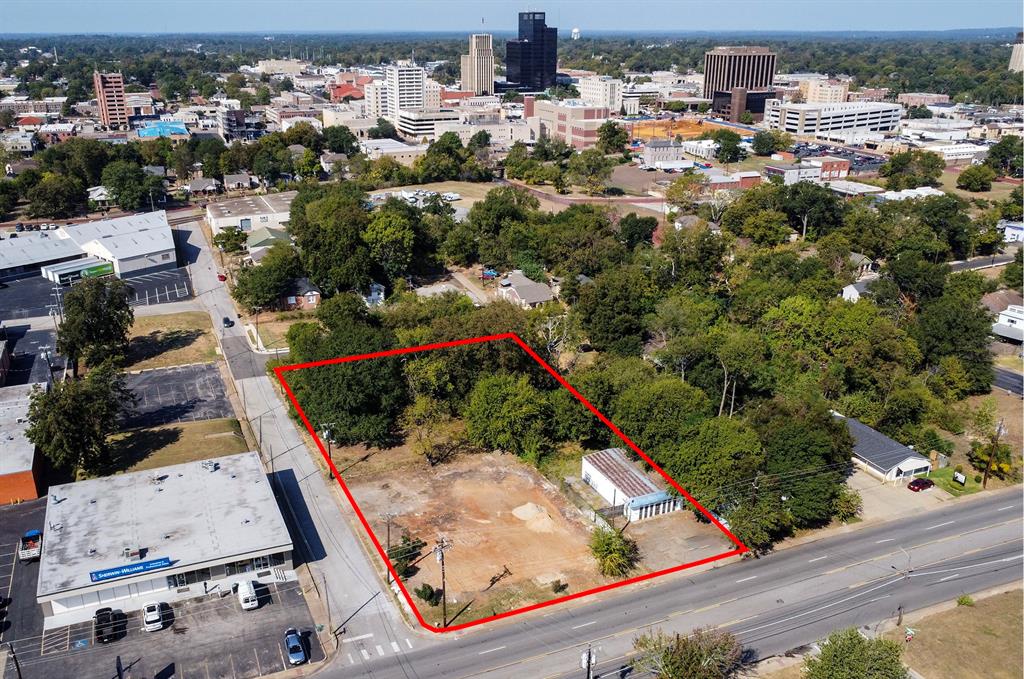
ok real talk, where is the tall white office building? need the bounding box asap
[384,63,427,122]
[460,34,495,96]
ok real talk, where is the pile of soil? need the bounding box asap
[512,502,557,533]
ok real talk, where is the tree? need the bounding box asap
[750,130,792,156]
[100,160,163,211]
[879,150,944,190]
[567,147,615,195]
[1001,248,1023,292]
[0,179,18,219]
[589,527,640,577]
[363,210,416,281]
[913,288,993,393]
[665,172,708,213]
[967,398,1014,487]
[783,181,845,239]
[386,534,427,579]
[57,277,134,376]
[665,418,763,515]
[710,129,743,163]
[25,362,137,475]
[368,117,399,140]
[738,110,754,124]
[614,378,711,458]
[984,134,1022,177]
[742,209,791,246]
[618,212,658,249]
[955,164,996,192]
[804,628,907,679]
[28,174,83,218]
[323,124,359,155]
[212,226,247,253]
[464,374,551,462]
[576,267,658,355]
[231,242,302,311]
[596,120,629,154]
[295,148,322,179]
[832,486,863,522]
[907,105,933,119]
[633,628,743,679]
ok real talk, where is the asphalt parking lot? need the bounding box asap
[122,363,234,428]
[0,268,193,322]
[7,580,323,679]
[0,500,46,648]
[0,324,62,385]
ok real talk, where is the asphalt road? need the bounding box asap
[325,490,1022,679]
[993,367,1024,396]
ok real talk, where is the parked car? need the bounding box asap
[283,628,307,665]
[142,602,164,632]
[94,607,125,643]
[14,223,24,232]
[217,273,227,281]
[221,316,234,329]
[236,580,258,610]
[907,478,935,492]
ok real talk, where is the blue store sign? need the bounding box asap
[89,557,173,583]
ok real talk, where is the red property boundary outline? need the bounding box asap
[274,333,749,633]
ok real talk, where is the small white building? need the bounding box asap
[836,414,931,482]
[206,191,298,235]
[999,220,1024,243]
[993,304,1024,343]
[581,448,680,522]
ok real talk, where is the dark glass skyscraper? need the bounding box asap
[505,11,557,92]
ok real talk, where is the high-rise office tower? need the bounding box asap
[93,70,128,129]
[702,46,777,122]
[505,12,557,92]
[460,34,495,95]
[384,63,427,121]
[1010,32,1024,73]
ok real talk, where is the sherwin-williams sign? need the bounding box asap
[89,557,172,583]
[80,262,115,278]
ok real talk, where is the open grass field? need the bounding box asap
[884,589,1023,679]
[125,311,218,370]
[106,418,247,474]
[939,169,1019,203]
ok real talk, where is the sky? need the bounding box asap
[2,0,1022,34]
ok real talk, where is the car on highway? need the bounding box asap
[222,316,234,328]
[142,602,165,632]
[217,273,227,281]
[283,628,307,665]
[907,478,935,492]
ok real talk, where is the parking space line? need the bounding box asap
[348,653,355,664]
[279,644,287,670]
[0,543,15,642]
[405,638,412,648]
[391,641,400,653]
[230,652,237,679]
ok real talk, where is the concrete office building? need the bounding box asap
[36,452,293,625]
[206,191,298,235]
[765,100,903,136]
[1012,33,1024,72]
[363,80,387,120]
[804,79,850,104]
[358,138,429,166]
[93,71,128,129]
[703,46,777,122]
[460,34,495,96]
[578,76,623,113]
[396,108,460,140]
[525,96,610,149]
[0,383,44,505]
[505,12,558,92]
[385,63,427,122]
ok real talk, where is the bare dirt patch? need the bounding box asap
[346,452,608,624]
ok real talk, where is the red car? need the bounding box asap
[907,478,934,492]
[217,273,227,282]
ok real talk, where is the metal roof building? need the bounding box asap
[581,448,680,522]
[836,413,932,481]
[37,452,293,627]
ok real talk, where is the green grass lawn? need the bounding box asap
[929,466,983,497]
[105,418,248,474]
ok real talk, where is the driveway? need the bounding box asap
[848,468,950,523]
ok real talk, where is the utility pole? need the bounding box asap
[434,537,453,627]
[7,642,23,679]
[580,644,596,679]
[382,512,397,584]
[253,306,262,348]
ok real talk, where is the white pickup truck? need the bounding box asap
[17,530,42,561]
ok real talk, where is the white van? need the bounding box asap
[237,580,258,610]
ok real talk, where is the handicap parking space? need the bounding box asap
[9,581,324,679]
[122,363,233,428]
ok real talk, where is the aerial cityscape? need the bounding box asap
[0,1,1022,678]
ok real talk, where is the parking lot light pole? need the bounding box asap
[6,642,23,679]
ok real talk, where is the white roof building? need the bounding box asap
[0,383,45,504]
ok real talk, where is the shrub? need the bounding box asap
[551,579,567,594]
[833,487,863,522]
[414,582,437,606]
[589,527,640,577]
[957,594,974,607]
[974,474,983,483]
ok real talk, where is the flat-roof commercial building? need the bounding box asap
[358,138,430,166]
[578,76,623,114]
[37,452,293,625]
[206,191,298,235]
[93,71,128,129]
[525,97,610,150]
[765,100,903,136]
[703,46,777,122]
[896,92,950,108]
[0,383,45,505]
[396,108,461,140]
[581,448,680,522]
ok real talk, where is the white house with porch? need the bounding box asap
[581,448,680,522]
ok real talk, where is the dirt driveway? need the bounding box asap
[347,453,606,623]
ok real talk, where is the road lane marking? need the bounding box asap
[925,521,955,531]
[343,633,374,643]
[939,574,959,582]
[375,645,384,655]
[997,505,1016,511]
[347,653,354,664]
[360,649,370,660]
[808,556,828,562]
[405,638,413,649]
[736,576,757,583]
[875,539,895,544]
[479,646,507,655]
[391,641,401,653]
[571,621,597,630]
[870,595,891,602]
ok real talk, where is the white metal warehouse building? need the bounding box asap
[581,448,680,522]
[36,452,294,628]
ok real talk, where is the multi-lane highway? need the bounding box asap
[993,366,1024,396]
[325,490,1022,678]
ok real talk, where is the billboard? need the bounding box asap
[80,262,115,278]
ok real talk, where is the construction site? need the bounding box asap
[622,116,745,143]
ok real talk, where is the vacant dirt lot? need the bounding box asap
[345,452,606,623]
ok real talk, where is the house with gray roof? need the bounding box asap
[835,412,932,481]
[497,270,554,309]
